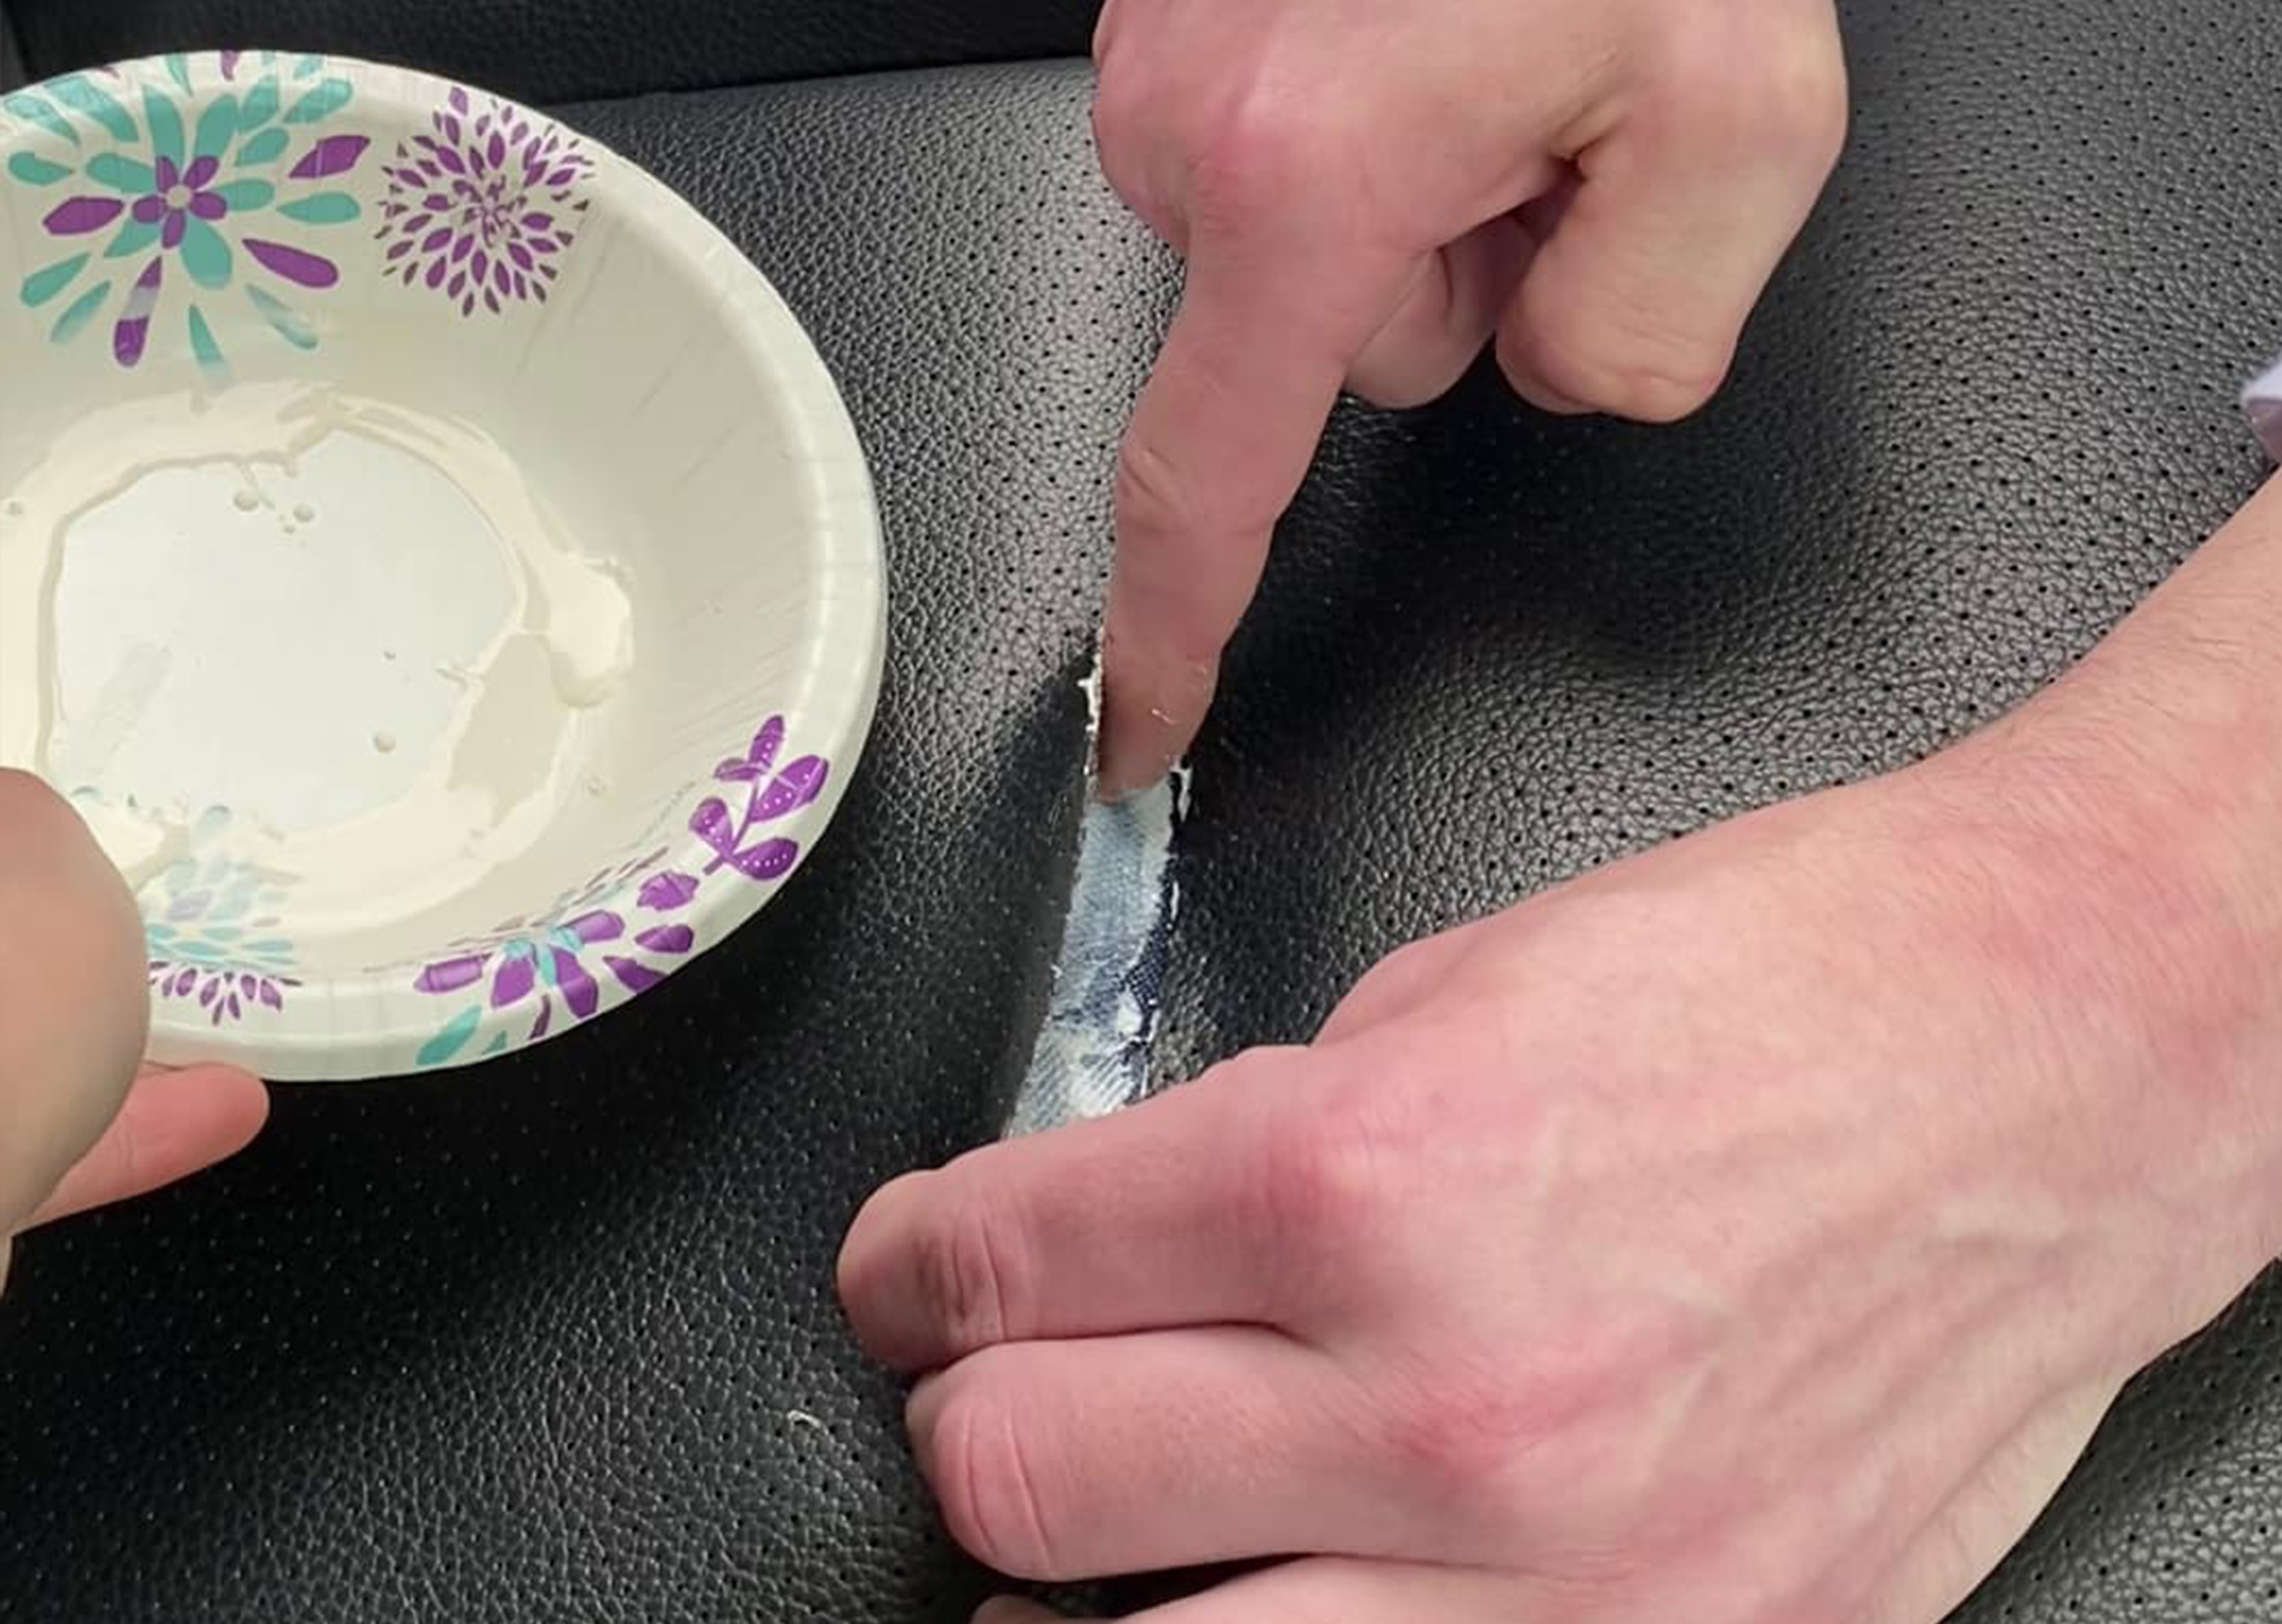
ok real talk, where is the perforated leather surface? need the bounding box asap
[0,6,25,93]
[4,2,2282,1620]
[3,0,1100,105]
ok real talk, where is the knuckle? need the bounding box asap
[927,1381,1065,1578]
[1090,0,1122,64]
[1090,78,1146,188]
[1749,26,1850,169]
[1341,937,1445,1018]
[1115,427,1271,554]
[1186,87,1324,223]
[1258,1089,1410,1255]
[1502,320,1730,423]
[1378,1357,1547,1500]
[1112,430,1196,538]
[1652,3,1847,166]
[914,1192,1023,1354]
[1638,8,1745,129]
[1377,1329,1677,1523]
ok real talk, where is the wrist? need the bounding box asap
[1899,681,2282,1347]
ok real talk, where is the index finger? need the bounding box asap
[1098,237,1410,799]
[837,1049,1311,1372]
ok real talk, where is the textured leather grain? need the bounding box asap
[0,63,1162,1624]
[4,0,1101,106]
[1147,0,2282,1619]
[7,0,2282,1618]
[0,3,25,92]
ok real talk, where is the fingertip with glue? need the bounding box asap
[974,1599,1067,1623]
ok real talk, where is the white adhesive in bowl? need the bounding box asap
[0,381,635,939]
[1,52,883,1079]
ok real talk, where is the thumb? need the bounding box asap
[25,1062,269,1229]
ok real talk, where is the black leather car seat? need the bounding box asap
[3,3,2279,1620]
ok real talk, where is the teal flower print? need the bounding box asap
[6,53,371,372]
[60,794,304,1028]
[142,838,302,1028]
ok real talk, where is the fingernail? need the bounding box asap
[1514,376,1593,416]
[1493,336,1594,418]
[1095,762,1159,805]
[975,1599,1064,1623]
[1096,696,1183,804]
[1096,740,1173,805]
[907,1372,941,1427]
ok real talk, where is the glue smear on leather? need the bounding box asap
[0,382,634,927]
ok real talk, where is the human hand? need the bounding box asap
[0,771,267,1296]
[1090,0,1850,796]
[841,759,2280,1622]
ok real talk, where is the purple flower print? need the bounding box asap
[419,906,646,1022]
[638,871,701,912]
[411,848,687,1066]
[695,718,829,882]
[131,153,224,249]
[409,715,833,1067]
[134,835,301,1028]
[377,85,592,317]
[150,962,298,1027]
[411,901,700,1066]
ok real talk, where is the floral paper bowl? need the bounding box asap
[0,53,885,1080]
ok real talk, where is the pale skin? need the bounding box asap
[0,770,266,1297]
[839,3,2282,1623]
[1086,0,1850,798]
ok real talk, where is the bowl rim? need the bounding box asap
[0,49,888,1081]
